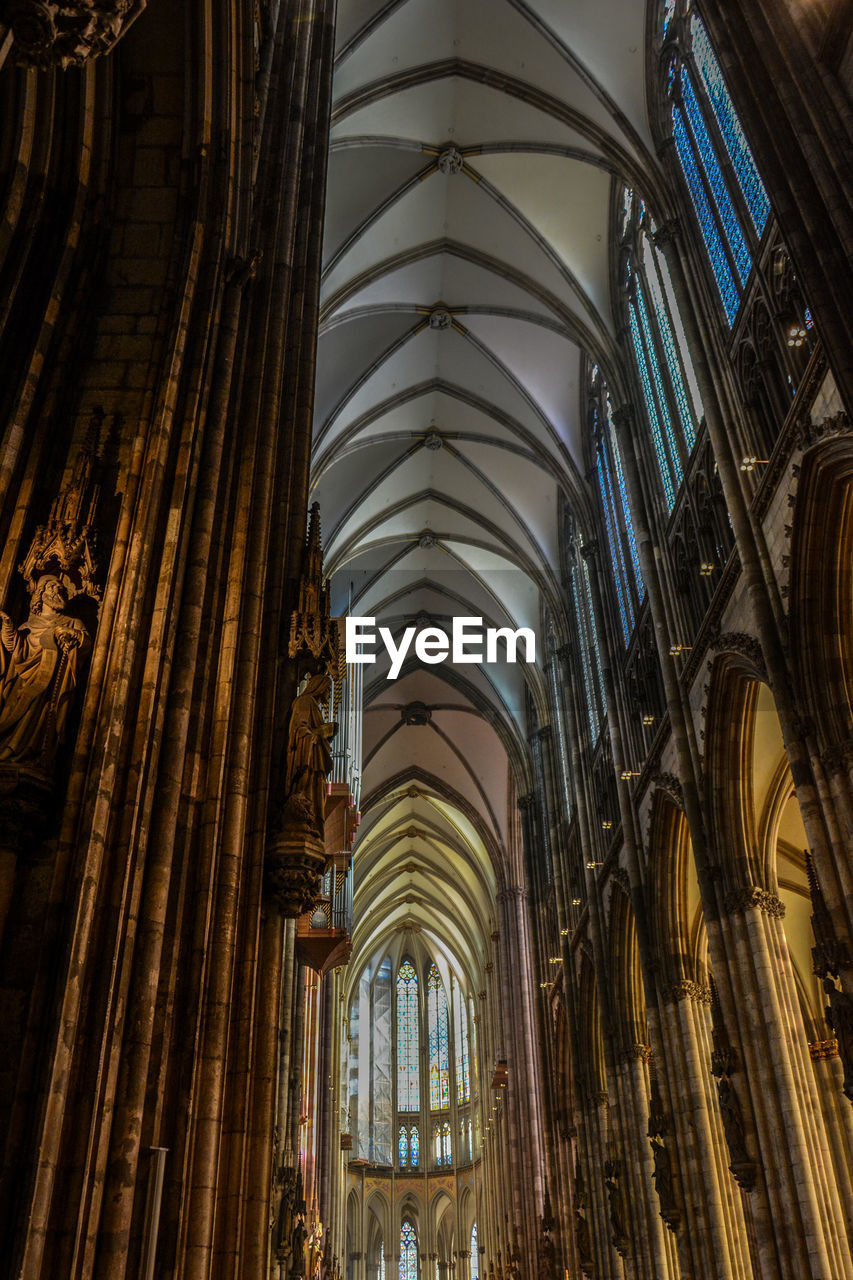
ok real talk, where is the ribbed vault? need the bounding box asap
[313,0,662,974]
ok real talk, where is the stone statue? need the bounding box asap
[649,1134,680,1231]
[825,977,853,1101]
[290,1215,307,1279]
[284,671,336,833]
[0,574,92,769]
[604,1160,629,1257]
[716,1074,757,1190]
[575,1208,593,1273]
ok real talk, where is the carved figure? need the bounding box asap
[604,1160,629,1256]
[649,1134,680,1230]
[825,977,853,1101]
[290,1216,307,1278]
[0,575,91,768]
[285,672,335,832]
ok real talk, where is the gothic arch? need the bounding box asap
[647,790,707,988]
[789,436,853,752]
[606,880,647,1052]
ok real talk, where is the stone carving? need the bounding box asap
[266,505,340,915]
[604,1160,629,1257]
[723,885,786,918]
[284,672,335,835]
[795,409,851,451]
[2,0,146,67]
[0,418,105,788]
[428,307,452,330]
[710,989,758,1191]
[652,770,684,807]
[666,979,712,1005]
[648,1079,680,1231]
[0,577,91,769]
[806,851,852,978]
[709,630,766,675]
[437,146,464,175]
[824,978,853,1102]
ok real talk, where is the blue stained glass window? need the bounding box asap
[597,450,631,645]
[604,401,645,596]
[410,1125,419,1167]
[400,1222,418,1280]
[672,110,740,325]
[427,964,450,1110]
[629,303,677,508]
[804,307,814,330]
[471,1226,480,1280]
[396,961,419,1111]
[636,282,684,493]
[643,251,697,451]
[454,982,471,1103]
[399,1126,408,1166]
[680,72,752,286]
[571,537,604,740]
[690,14,770,235]
[663,0,676,34]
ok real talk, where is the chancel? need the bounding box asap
[1,2,853,1279]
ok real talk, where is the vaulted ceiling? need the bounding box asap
[312,0,662,983]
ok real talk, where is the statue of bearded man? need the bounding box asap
[284,671,336,833]
[0,574,91,769]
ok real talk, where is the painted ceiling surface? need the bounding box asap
[312,0,658,991]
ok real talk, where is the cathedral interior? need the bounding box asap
[2,1,853,1278]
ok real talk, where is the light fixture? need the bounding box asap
[699,561,714,576]
[601,819,612,830]
[549,956,561,965]
[669,644,692,656]
[561,925,571,934]
[571,898,582,906]
[787,323,807,348]
[586,859,603,870]
[620,770,640,780]
[642,714,655,726]
[739,455,769,472]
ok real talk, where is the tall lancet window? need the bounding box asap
[589,367,646,638]
[427,963,450,1110]
[470,1224,480,1279]
[568,523,605,742]
[396,960,419,1111]
[663,4,769,324]
[453,979,470,1103]
[621,194,705,510]
[400,1221,418,1280]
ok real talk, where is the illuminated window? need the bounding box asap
[399,1126,408,1167]
[427,964,450,1110]
[623,197,705,510]
[410,1124,419,1167]
[570,534,604,739]
[666,7,769,324]
[433,1120,452,1166]
[396,960,419,1111]
[400,1221,418,1280]
[470,1225,480,1280]
[379,1240,386,1280]
[453,980,470,1103]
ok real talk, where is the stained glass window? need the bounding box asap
[396,961,419,1111]
[453,981,470,1103]
[470,1225,480,1280]
[667,6,769,326]
[570,536,604,741]
[433,1121,452,1166]
[410,1125,419,1167]
[427,964,450,1110]
[690,14,769,235]
[380,1241,386,1280]
[399,1126,408,1167]
[400,1221,418,1280]
[629,301,677,508]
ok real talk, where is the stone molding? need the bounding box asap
[723,885,786,918]
[2,0,146,67]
